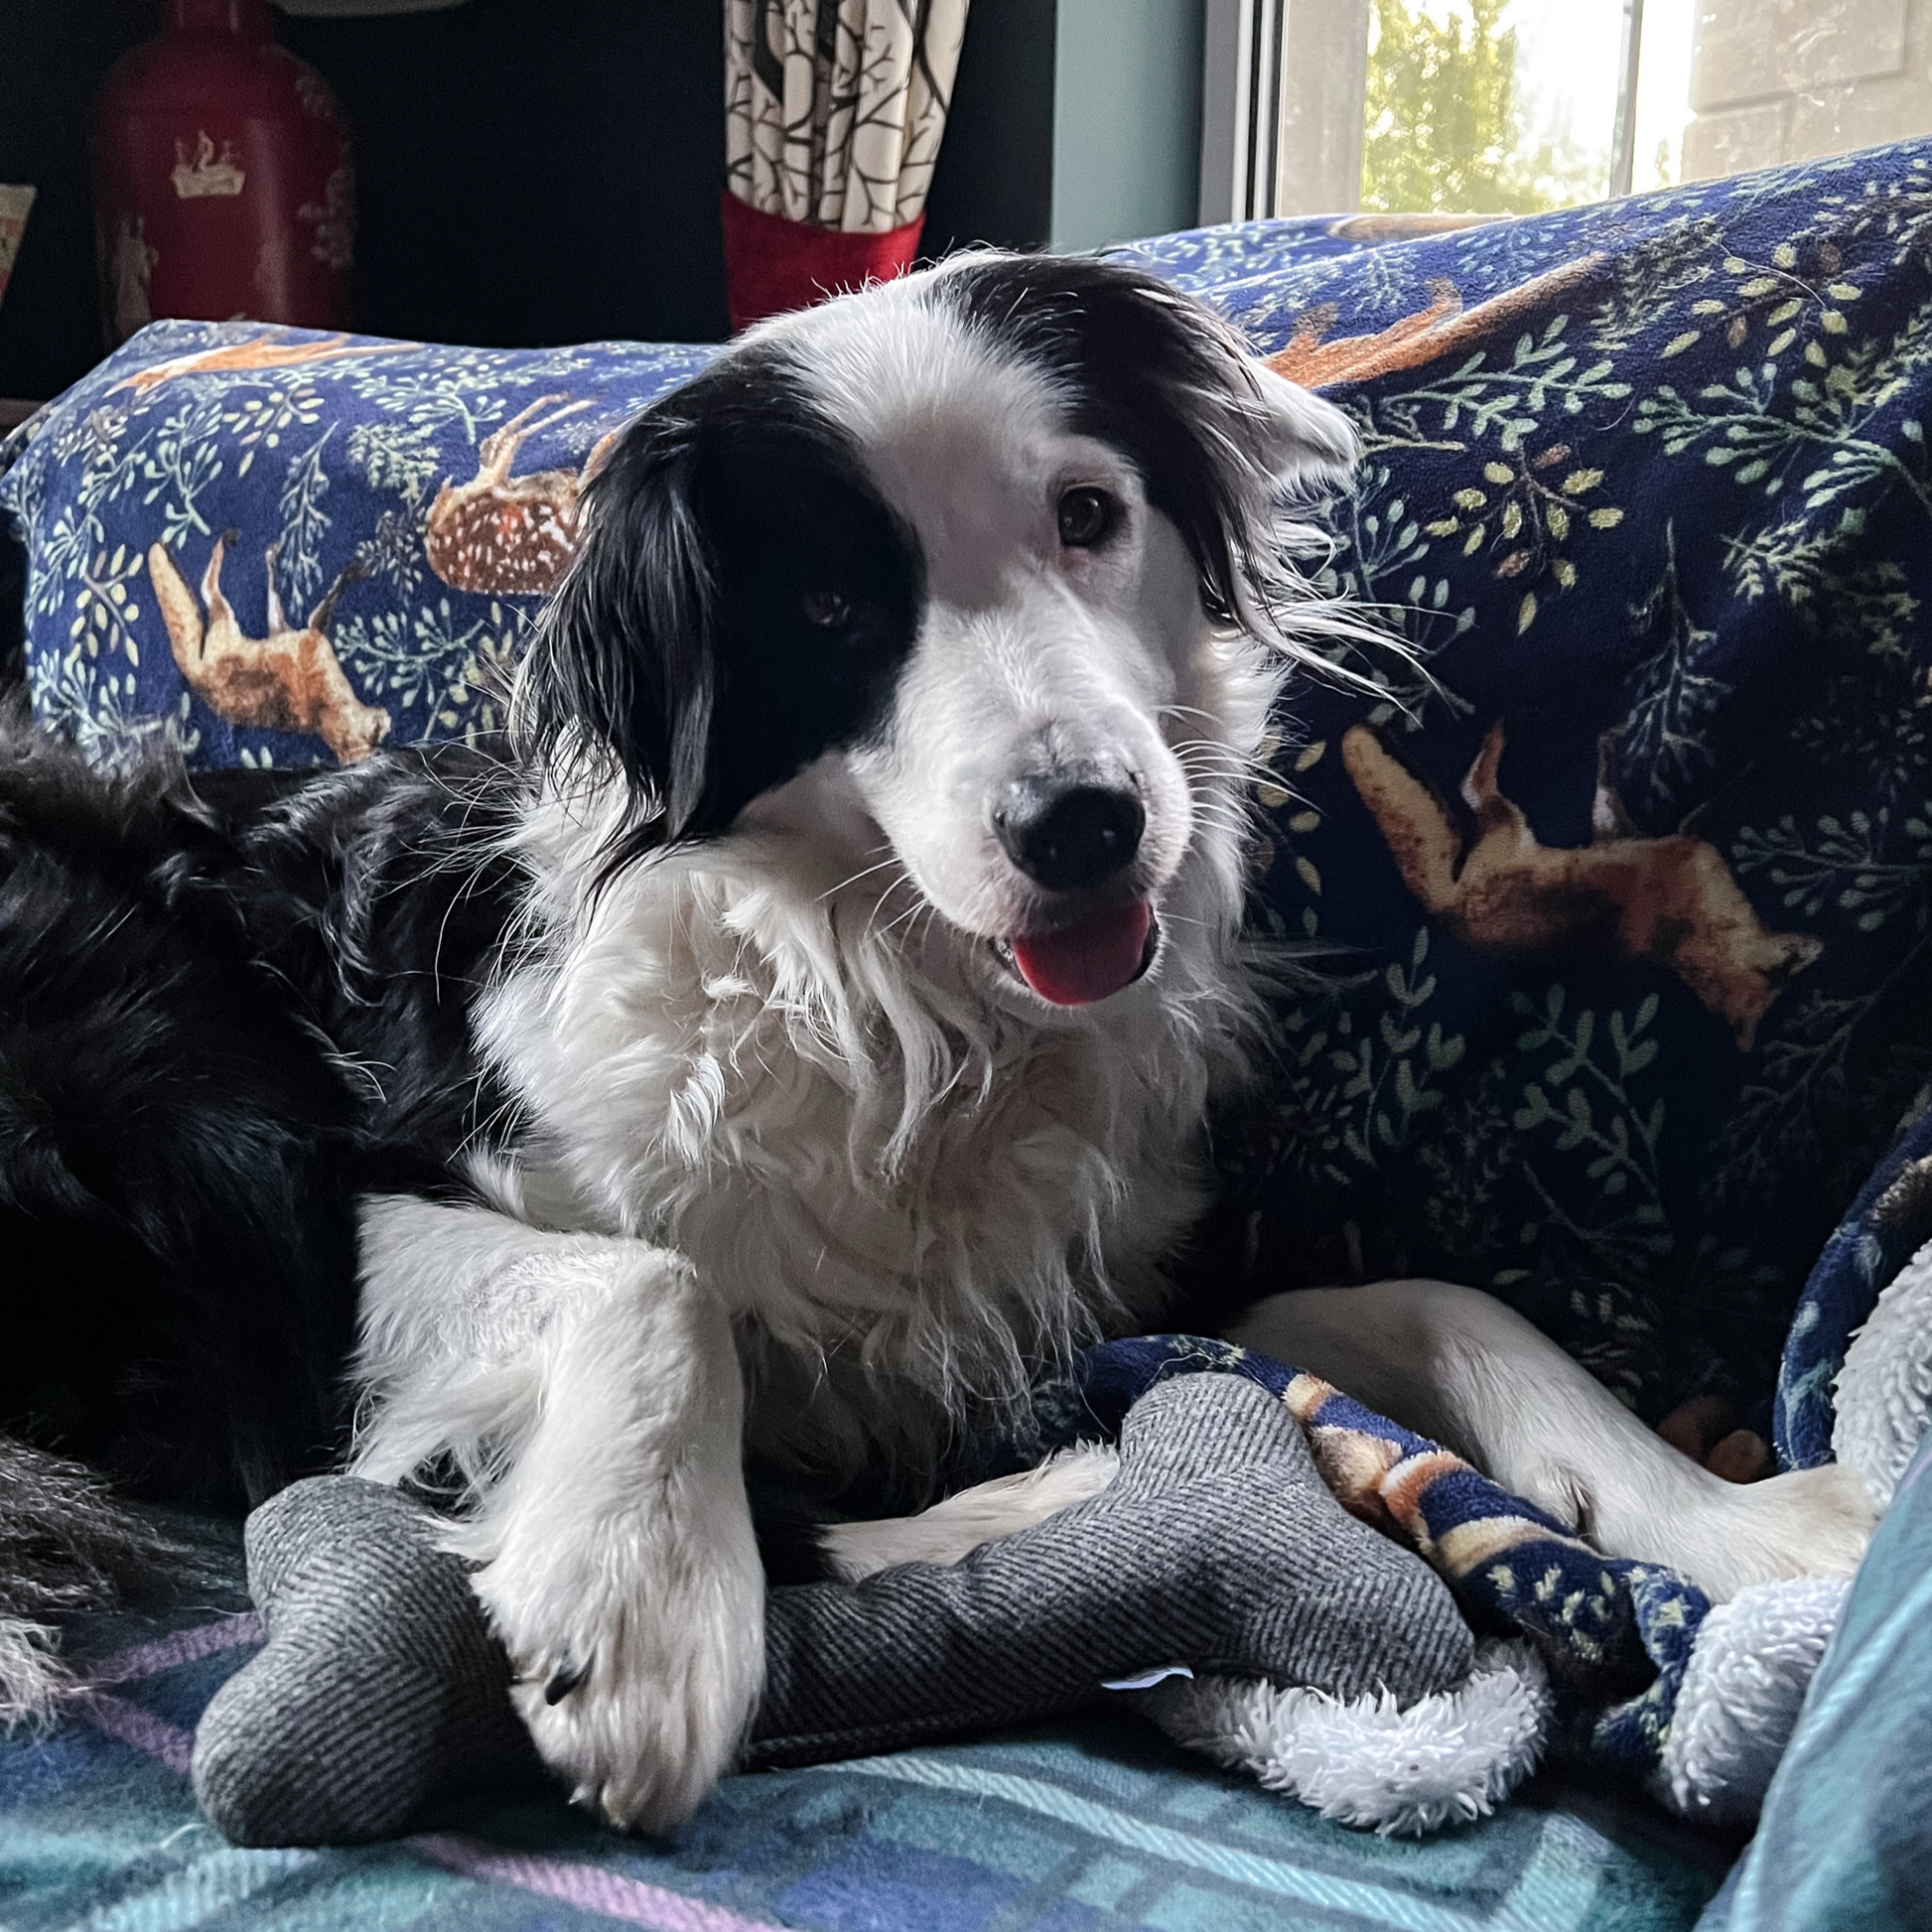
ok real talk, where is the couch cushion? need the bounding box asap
[0,331,713,766]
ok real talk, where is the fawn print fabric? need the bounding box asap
[1118,145,1932,1454]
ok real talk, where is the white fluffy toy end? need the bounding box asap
[1138,1639,1552,1837]
[1653,1573,1851,1826]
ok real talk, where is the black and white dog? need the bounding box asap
[0,254,1872,1832]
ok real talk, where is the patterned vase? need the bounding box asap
[91,0,355,346]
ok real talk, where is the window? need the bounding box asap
[1201,0,1932,223]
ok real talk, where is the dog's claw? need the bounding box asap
[544,1658,588,1705]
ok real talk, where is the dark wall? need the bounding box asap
[0,0,1055,402]
[0,0,155,401]
[280,0,735,348]
[923,0,1055,262]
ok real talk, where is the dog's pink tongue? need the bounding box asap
[1009,902,1153,1006]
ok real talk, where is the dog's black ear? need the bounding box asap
[512,404,718,858]
[938,254,1357,630]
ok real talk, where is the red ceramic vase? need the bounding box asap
[91,0,354,345]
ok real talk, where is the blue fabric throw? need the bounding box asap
[1122,154,1932,1455]
[3,1566,1733,1932]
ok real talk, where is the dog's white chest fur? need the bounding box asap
[338,252,1370,1832]
[473,769,1254,1459]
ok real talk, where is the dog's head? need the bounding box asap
[517,253,1355,1008]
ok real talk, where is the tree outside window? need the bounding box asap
[1359,0,1606,215]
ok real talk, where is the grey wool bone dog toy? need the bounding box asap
[193,1373,1474,1845]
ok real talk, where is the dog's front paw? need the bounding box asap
[481,1522,765,1835]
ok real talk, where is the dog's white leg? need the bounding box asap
[352,1195,764,1834]
[1228,1281,1875,1602]
[459,1245,763,1834]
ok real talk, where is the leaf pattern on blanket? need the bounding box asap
[1118,142,1932,1439]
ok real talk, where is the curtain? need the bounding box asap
[726,0,971,235]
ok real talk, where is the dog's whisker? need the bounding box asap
[875,895,932,942]
[862,876,927,946]
[818,854,905,901]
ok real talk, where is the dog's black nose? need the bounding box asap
[995,776,1145,891]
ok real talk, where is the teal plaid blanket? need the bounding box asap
[5,1538,1730,1932]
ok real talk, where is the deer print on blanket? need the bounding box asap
[110,331,410,397]
[146,534,391,763]
[423,395,619,597]
[1343,721,1822,1051]
[1266,254,1610,391]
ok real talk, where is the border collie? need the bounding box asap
[0,254,1872,1833]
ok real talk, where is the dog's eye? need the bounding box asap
[800,589,853,628]
[1057,486,1117,549]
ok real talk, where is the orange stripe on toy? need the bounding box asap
[1377,1449,1471,1554]
[1434,1513,1578,1577]
[1304,1429,1404,1532]
[1281,1371,1337,1422]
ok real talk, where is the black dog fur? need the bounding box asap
[0,717,518,1508]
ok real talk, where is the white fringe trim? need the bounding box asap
[1836,1232,1932,1512]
